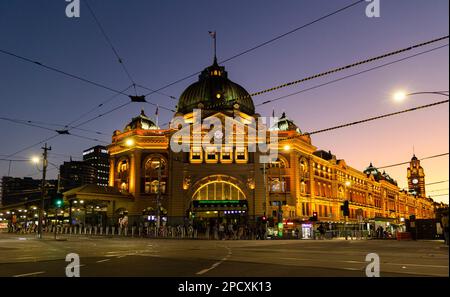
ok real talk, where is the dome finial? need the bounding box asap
[208,31,217,65]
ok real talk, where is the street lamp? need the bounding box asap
[392,90,449,103]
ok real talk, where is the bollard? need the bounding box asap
[138,226,142,237]
[112,226,116,235]
[106,226,109,236]
[89,227,92,235]
[99,226,103,236]
[124,227,128,237]
[132,226,135,237]
[118,227,122,236]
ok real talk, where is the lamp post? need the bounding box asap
[392,90,449,102]
[33,143,51,239]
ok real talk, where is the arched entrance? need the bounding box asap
[188,175,248,225]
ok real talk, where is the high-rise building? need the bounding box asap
[0,176,57,206]
[407,155,426,197]
[59,160,96,192]
[83,145,110,187]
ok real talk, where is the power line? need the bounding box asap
[0,158,29,162]
[5,134,59,159]
[426,180,449,186]
[0,48,130,96]
[256,44,449,106]
[304,99,449,136]
[377,153,449,170]
[69,132,109,144]
[143,0,366,97]
[84,0,137,94]
[427,188,449,193]
[429,193,448,198]
[70,101,132,129]
[65,84,134,127]
[84,0,177,101]
[224,35,449,107]
[0,116,109,136]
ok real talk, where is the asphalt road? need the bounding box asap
[0,234,448,277]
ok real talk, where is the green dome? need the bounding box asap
[270,112,302,133]
[176,59,255,115]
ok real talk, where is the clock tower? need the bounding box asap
[407,154,426,197]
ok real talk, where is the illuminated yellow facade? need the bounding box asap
[105,59,435,225]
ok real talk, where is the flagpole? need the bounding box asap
[214,32,217,60]
[156,105,159,128]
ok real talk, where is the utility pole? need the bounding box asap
[38,143,51,239]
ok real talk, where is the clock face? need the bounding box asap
[412,178,419,185]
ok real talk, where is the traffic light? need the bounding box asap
[52,193,64,208]
[310,212,318,221]
[341,200,350,217]
[261,216,267,223]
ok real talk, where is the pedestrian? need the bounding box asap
[441,213,449,246]
[219,223,225,240]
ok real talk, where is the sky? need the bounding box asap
[0,0,448,203]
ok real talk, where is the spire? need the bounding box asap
[208,31,217,64]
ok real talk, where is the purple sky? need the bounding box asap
[0,0,448,202]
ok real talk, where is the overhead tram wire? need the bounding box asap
[224,35,450,107]
[5,134,59,159]
[426,180,449,186]
[84,0,177,100]
[377,153,449,170]
[84,0,138,95]
[142,0,366,97]
[428,193,449,198]
[0,116,110,142]
[65,84,134,127]
[0,116,109,136]
[0,48,130,97]
[303,99,449,136]
[427,188,449,193]
[255,44,449,107]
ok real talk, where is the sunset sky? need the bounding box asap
[0,0,448,202]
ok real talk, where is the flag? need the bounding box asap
[208,31,216,39]
[155,105,159,116]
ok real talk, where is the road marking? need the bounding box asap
[13,271,45,277]
[196,246,232,275]
[196,268,211,275]
[96,259,111,263]
[384,263,448,268]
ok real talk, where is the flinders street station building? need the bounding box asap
[62,57,435,232]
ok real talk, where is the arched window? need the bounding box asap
[144,156,167,194]
[117,159,129,191]
[270,158,287,168]
[192,181,246,200]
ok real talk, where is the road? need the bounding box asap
[0,234,448,277]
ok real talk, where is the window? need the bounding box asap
[205,148,218,163]
[235,147,247,163]
[269,178,286,192]
[190,147,202,163]
[207,150,216,160]
[144,156,167,194]
[117,159,129,192]
[221,147,233,163]
[192,181,246,200]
